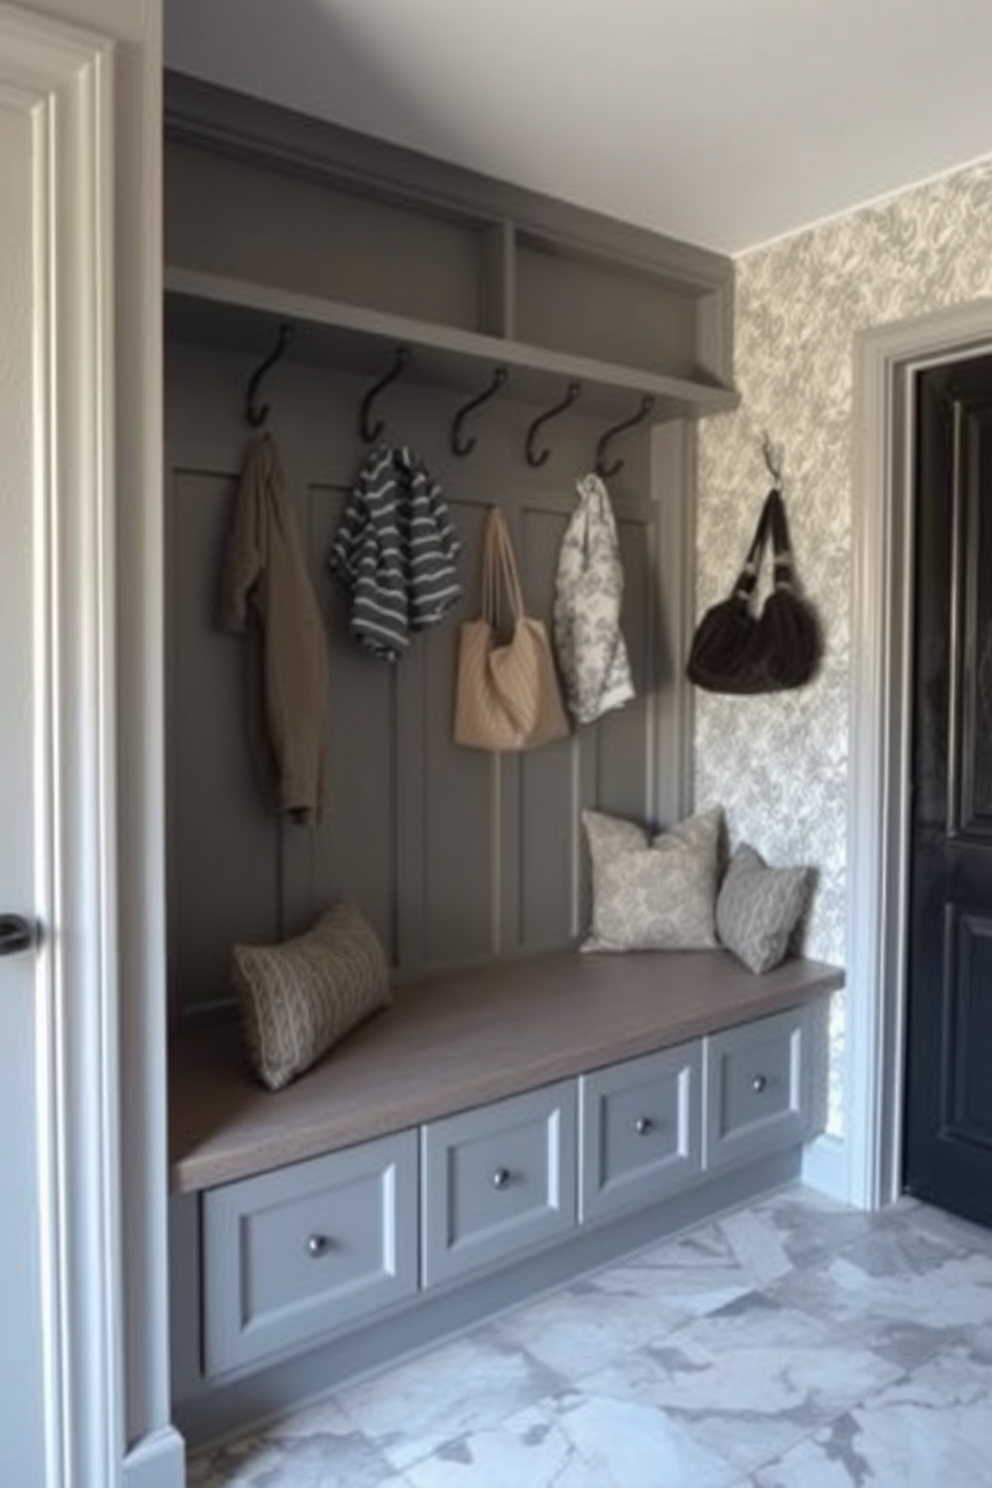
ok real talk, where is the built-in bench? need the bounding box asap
[169,948,842,1445]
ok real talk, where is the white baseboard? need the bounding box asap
[801,1134,851,1205]
[122,1426,186,1488]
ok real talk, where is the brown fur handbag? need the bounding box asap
[686,489,821,694]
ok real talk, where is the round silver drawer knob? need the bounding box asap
[306,1233,331,1258]
[634,1116,653,1136]
[752,1074,768,1094]
[492,1167,512,1190]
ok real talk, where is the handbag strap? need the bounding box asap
[481,508,498,623]
[766,488,796,591]
[481,507,525,626]
[732,491,776,600]
[494,510,526,622]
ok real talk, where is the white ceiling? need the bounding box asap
[165,0,992,256]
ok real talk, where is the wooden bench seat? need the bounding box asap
[169,947,844,1194]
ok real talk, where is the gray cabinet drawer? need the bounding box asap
[422,1082,576,1288]
[704,1006,811,1170]
[579,1042,701,1223]
[202,1130,418,1377]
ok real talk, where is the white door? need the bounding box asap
[0,9,123,1485]
[0,134,47,1469]
[0,49,56,1484]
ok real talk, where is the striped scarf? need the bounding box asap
[330,445,462,661]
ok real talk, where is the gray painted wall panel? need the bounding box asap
[165,340,675,1013]
[516,240,700,379]
[418,541,496,967]
[479,221,516,340]
[593,511,657,822]
[167,461,283,1007]
[516,502,577,951]
[496,753,522,954]
[165,72,735,320]
[429,501,496,965]
[165,142,485,334]
[517,742,576,950]
[162,97,710,1008]
[307,481,398,956]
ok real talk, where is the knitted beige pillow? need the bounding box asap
[233,898,392,1091]
[582,806,722,952]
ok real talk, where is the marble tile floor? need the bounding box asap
[188,1186,992,1488]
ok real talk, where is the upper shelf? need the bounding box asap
[164,266,740,425]
[164,73,739,429]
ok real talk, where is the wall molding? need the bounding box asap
[122,1428,187,1488]
[651,418,696,824]
[848,295,992,1211]
[801,1134,849,1204]
[0,7,120,1484]
[113,10,176,1478]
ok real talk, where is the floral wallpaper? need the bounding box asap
[694,158,992,1134]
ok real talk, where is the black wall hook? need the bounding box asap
[595,394,655,479]
[526,381,582,467]
[245,323,294,428]
[360,347,410,443]
[451,367,508,457]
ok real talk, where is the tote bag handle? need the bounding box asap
[481,506,526,630]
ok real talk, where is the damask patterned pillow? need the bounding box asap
[581,806,722,952]
[716,843,812,974]
[233,898,392,1090]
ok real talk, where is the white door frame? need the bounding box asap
[0,7,121,1483]
[0,6,178,1486]
[848,295,992,1211]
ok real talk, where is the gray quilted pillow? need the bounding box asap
[716,843,812,974]
[233,898,392,1090]
[582,806,722,952]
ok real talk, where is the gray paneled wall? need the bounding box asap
[165,340,670,1016]
[165,141,486,335]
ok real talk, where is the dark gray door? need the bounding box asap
[904,354,992,1226]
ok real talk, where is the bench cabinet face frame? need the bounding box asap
[201,1129,419,1375]
[421,1081,578,1288]
[703,1006,813,1172]
[181,1002,821,1392]
[579,1042,703,1223]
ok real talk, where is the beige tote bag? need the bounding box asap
[454,507,569,751]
